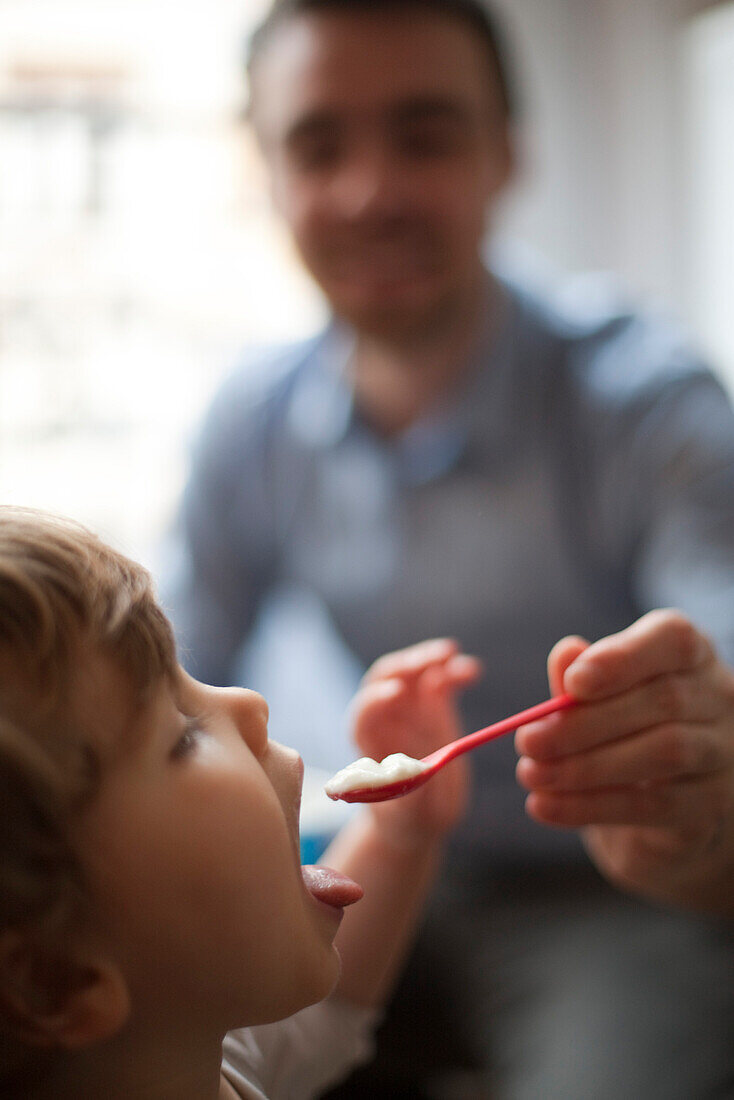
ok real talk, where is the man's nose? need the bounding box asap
[331,145,404,221]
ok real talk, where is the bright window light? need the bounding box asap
[684,2,734,393]
[0,0,324,565]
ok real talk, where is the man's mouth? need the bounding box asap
[337,247,438,281]
[323,229,441,282]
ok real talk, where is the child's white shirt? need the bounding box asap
[221,998,379,1099]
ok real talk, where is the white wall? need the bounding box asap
[494,0,723,323]
[684,2,734,385]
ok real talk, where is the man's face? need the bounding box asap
[251,9,513,338]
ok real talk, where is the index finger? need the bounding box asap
[564,610,714,700]
[363,638,459,684]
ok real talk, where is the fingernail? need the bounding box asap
[569,660,602,695]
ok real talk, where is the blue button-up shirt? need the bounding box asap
[164,271,734,867]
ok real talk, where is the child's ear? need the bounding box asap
[0,930,130,1050]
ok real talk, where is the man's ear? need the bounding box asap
[0,930,130,1050]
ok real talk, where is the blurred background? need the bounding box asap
[1,0,733,569]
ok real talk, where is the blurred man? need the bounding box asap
[165,2,734,1096]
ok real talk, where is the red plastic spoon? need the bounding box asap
[326,693,576,803]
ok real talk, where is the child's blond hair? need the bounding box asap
[0,508,177,1087]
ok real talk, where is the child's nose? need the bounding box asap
[219,686,269,751]
[239,688,269,724]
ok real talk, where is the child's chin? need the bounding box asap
[246,962,338,1027]
[282,981,338,1022]
[309,945,342,1004]
[287,943,342,1016]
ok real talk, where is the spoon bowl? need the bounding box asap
[326,693,576,803]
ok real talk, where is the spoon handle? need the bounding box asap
[425,692,576,770]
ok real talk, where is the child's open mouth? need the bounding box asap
[301,865,363,911]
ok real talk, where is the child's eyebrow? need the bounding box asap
[98,679,177,763]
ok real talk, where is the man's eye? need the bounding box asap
[289,135,342,172]
[399,124,467,159]
[171,720,204,760]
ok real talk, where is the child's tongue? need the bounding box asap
[302,866,363,908]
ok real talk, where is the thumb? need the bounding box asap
[547,635,589,696]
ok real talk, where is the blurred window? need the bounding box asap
[0,1,324,565]
[684,1,734,392]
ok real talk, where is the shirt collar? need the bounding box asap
[286,324,356,448]
[286,272,519,481]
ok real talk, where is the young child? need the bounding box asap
[0,507,480,1100]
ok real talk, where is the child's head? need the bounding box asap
[0,508,345,1093]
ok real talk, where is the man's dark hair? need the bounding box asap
[246,0,518,122]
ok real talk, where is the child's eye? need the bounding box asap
[171,718,205,760]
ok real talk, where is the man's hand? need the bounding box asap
[515,610,734,914]
[350,638,481,847]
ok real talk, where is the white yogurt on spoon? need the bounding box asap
[324,753,425,797]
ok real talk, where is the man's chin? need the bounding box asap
[334,296,446,341]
